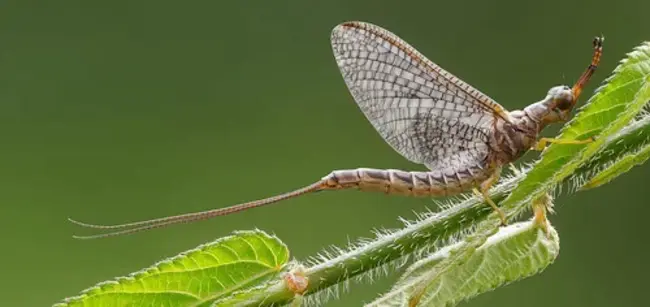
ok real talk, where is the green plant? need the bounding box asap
[55,41,650,307]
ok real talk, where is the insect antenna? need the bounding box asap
[572,36,604,102]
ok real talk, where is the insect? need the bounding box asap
[70,21,602,239]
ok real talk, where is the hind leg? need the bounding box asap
[472,168,507,225]
[532,193,554,237]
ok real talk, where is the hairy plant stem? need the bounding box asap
[217,114,650,307]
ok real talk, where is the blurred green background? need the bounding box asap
[1,0,649,306]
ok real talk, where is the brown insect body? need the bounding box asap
[491,86,574,165]
[70,22,602,239]
[319,88,578,198]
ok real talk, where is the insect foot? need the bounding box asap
[284,264,309,297]
[532,193,554,237]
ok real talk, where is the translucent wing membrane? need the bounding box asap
[331,21,508,170]
[71,21,514,239]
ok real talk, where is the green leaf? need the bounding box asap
[369,218,559,307]
[574,115,650,183]
[581,140,650,189]
[577,115,650,189]
[55,230,289,307]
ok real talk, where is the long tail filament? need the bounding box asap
[69,181,325,239]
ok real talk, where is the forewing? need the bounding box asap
[331,21,508,170]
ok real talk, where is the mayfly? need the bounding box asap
[70,21,603,239]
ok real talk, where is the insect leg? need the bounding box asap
[532,193,553,237]
[531,137,595,151]
[472,168,507,226]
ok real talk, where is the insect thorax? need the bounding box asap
[491,85,575,165]
[491,109,542,165]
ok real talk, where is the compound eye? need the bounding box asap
[555,98,573,111]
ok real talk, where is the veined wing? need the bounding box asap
[331,21,510,171]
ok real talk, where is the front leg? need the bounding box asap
[532,137,595,151]
[472,167,507,226]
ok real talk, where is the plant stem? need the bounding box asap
[215,114,650,307]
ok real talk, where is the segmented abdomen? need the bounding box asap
[322,167,492,197]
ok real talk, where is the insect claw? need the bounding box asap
[499,218,508,227]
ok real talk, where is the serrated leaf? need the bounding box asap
[369,219,559,307]
[501,42,650,216]
[581,139,650,189]
[574,114,650,182]
[55,230,289,307]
